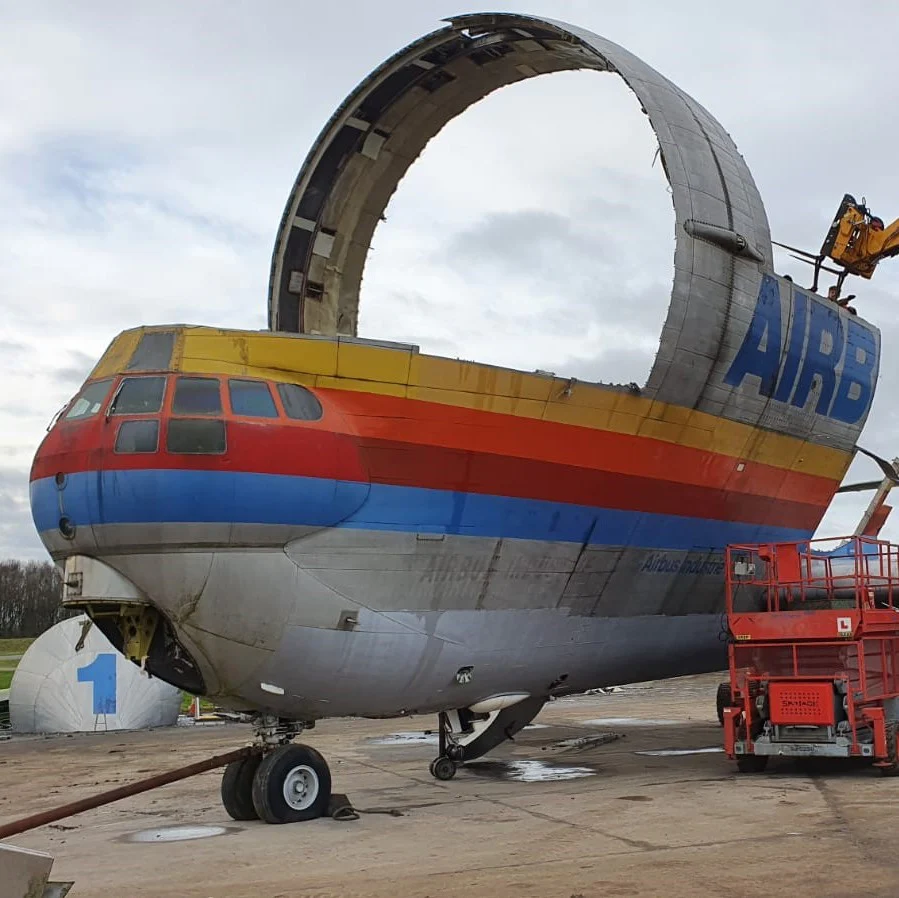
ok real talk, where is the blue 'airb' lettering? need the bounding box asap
[724,274,878,425]
[790,302,843,414]
[723,275,781,397]
[831,319,877,423]
[773,290,807,403]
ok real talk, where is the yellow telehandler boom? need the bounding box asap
[821,194,899,280]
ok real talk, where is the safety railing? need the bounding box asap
[726,535,899,616]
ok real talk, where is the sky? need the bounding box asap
[2,1,899,558]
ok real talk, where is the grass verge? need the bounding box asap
[0,638,34,655]
[180,693,217,714]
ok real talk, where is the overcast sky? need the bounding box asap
[2,1,899,558]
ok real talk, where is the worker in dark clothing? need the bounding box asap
[827,285,858,315]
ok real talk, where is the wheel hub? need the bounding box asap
[282,764,319,810]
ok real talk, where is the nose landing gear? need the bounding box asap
[220,715,332,824]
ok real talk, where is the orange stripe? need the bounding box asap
[323,388,840,506]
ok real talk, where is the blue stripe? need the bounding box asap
[31,470,810,551]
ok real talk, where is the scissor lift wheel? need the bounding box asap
[880,721,899,777]
[736,754,768,773]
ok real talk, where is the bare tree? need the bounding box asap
[0,559,66,638]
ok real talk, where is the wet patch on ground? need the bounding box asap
[635,747,724,757]
[463,759,596,782]
[367,731,439,745]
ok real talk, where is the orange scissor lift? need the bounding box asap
[722,535,899,773]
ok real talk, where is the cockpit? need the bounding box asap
[51,372,324,461]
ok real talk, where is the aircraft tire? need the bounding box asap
[252,743,332,823]
[221,755,262,821]
[429,756,457,781]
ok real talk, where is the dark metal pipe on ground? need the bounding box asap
[0,745,257,840]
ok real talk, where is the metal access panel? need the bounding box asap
[768,681,837,726]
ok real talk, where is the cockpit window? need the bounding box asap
[173,377,222,416]
[277,383,323,421]
[229,379,278,418]
[64,379,114,420]
[115,420,159,454]
[167,419,226,454]
[110,376,166,415]
[126,331,176,371]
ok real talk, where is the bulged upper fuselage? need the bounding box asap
[27,13,884,722]
[29,295,876,718]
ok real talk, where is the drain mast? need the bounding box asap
[722,535,899,773]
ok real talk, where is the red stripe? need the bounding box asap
[325,390,837,505]
[357,437,825,530]
[31,417,365,482]
[32,415,829,530]
[33,386,840,503]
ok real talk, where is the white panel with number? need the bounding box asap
[9,614,182,733]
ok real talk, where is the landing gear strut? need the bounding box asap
[429,711,461,780]
[428,698,548,780]
[221,715,331,824]
[427,697,547,780]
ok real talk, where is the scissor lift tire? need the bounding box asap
[716,681,731,726]
[736,754,768,773]
[879,721,899,776]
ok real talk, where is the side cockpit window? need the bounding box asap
[115,420,159,454]
[168,377,225,454]
[110,376,166,415]
[167,419,226,454]
[64,379,114,420]
[229,379,278,418]
[173,377,222,415]
[277,383,323,421]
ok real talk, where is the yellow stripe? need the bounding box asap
[89,329,143,380]
[95,327,853,481]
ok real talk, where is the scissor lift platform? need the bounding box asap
[722,535,899,773]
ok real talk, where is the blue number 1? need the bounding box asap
[77,653,118,714]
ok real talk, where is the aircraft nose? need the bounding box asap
[30,373,370,558]
[30,376,117,557]
[30,470,91,552]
